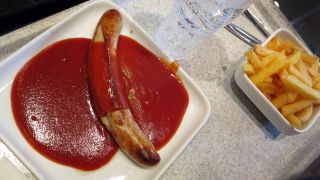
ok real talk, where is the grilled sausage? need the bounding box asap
[87,9,160,167]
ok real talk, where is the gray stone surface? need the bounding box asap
[1,0,319,179]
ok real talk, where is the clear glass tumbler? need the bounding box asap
[154,0,255,60]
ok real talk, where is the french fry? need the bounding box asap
[314,100,320,105]
[259,82,278,96]
[301,52,319,65]
[250,56,287,85]
[267,37,284,52]
[246,51,262,70]
[281,99,313,116]
[272,76,286,96]
[279,69,295,92]
[287,50,301,65]
[271,92,298,109]
[307,66,320,79]
[296,105,313,123]
[243,36,320,128]
[264,77,273,83]
[261,52,282,67]
[313,82,320,90]
[253,44,273,57]
[286,114,302,128]
[311,61,319,73]
[283,41,295,56]
[288,64,312,87]
[279,68,289,80]
[297,60,310,79]
[243,62,255,76]
[281,75,320,100]
[284,40,303,53]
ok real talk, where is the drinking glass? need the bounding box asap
[154,0,255,60]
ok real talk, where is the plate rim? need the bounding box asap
[0,0,211,179]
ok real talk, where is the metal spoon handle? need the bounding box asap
[225,23,262,46]
[244,9,270,37]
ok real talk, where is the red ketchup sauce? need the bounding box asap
[11,39,118,171]
[11,36,189,170]
[117,36,189,149]
[87,41,115,116]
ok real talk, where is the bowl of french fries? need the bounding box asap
[235,28,320,135]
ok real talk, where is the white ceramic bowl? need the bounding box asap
[235,28,320,135]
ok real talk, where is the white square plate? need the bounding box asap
[0,0,210,179]
[235,28,320,135]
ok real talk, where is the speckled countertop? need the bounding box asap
[1,0,320,179]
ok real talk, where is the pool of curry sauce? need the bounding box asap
[11,35,189,171]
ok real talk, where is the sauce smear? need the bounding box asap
[11,36,189,170]
[11,39,118,171]
[118,36,189,149]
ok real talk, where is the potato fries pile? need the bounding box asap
[243,37,320,128]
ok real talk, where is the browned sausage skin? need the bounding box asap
[88,9,160,167]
